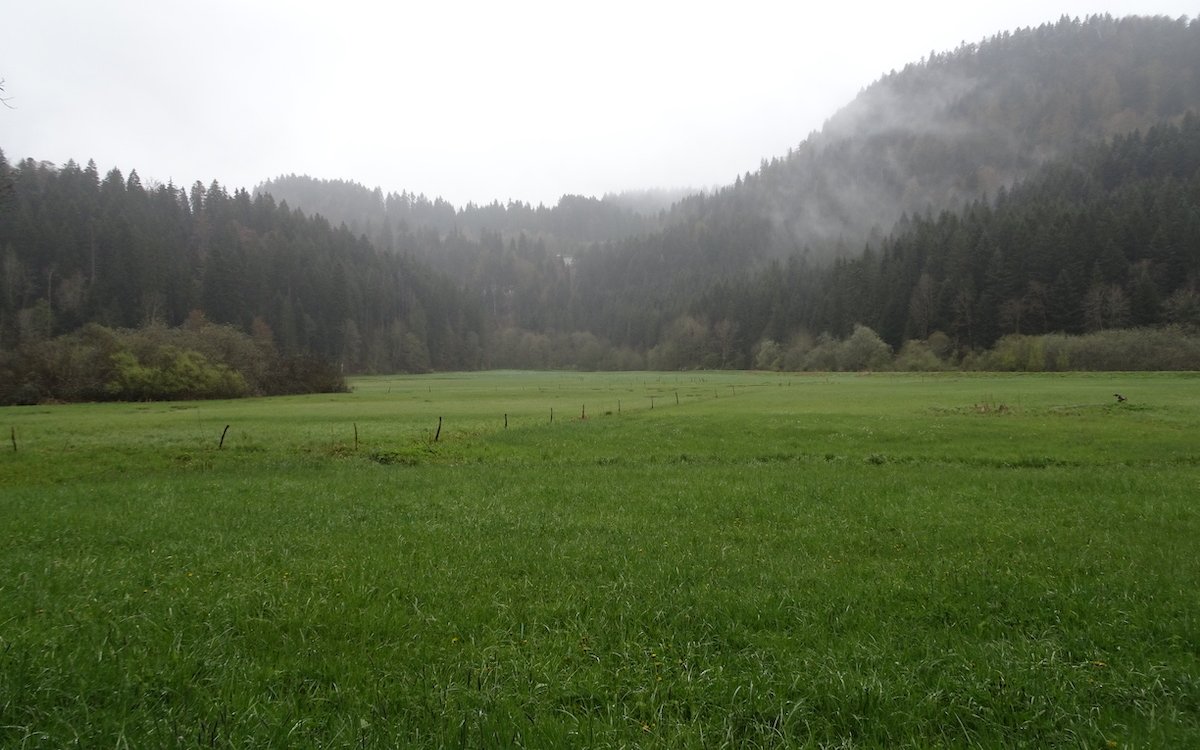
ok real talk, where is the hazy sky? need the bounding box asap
[4,1,1195,207]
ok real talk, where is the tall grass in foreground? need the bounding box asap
[1,372,1198,747]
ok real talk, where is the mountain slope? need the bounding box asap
[249,15,1200,361]
[559,14,1200,351]
[0,160,486,371]
[4,15,1198,376]
[672,15,1197,261]
[684,113,1200,366]
[254,175,664,251]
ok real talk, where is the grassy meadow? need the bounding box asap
[1,371,1198,747]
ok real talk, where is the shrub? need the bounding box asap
[106,348,248,401]
[0,321,347,404]
[894,340,947,371]
[754,339,783,371]
[980,328,1200,371]
[837,325,892,371]
[801,333,841,371]
[263,356,350,395]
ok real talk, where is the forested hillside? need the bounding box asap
[557,15,1200,355]
[253,176,677,341]
[0,159,486,373]
[695,13,1200,259]
[686,115,1200,368]
[254,16,1200,368]
[2,14,1198,390]
[255,176,669,248]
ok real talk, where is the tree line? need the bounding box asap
[678,114,1200,369]
[3,15,1199,400]
[0,155,489,384]
[4,113,1198,394]
[248,16,1200,373]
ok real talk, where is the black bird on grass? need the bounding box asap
[1114,393,1127,403]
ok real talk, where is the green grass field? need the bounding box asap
[2,371,1198,748]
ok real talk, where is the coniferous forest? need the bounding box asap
[2,15,1200,403]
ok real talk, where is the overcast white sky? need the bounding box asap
[3,1,1195,207]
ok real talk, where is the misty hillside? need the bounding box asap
[254,176,666,252]
[263,15,1198,270]
[552,14,1200,353]
[683,114,1200,365]
[4,13,1200,388]
[0,163,488,376]
[675,14,1199,261]
[256,14,1200,344]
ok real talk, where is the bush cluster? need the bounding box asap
[752,325,1200,372]
[754,325,896,372]
[976,328,1200,371]
[0,317,347,405]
